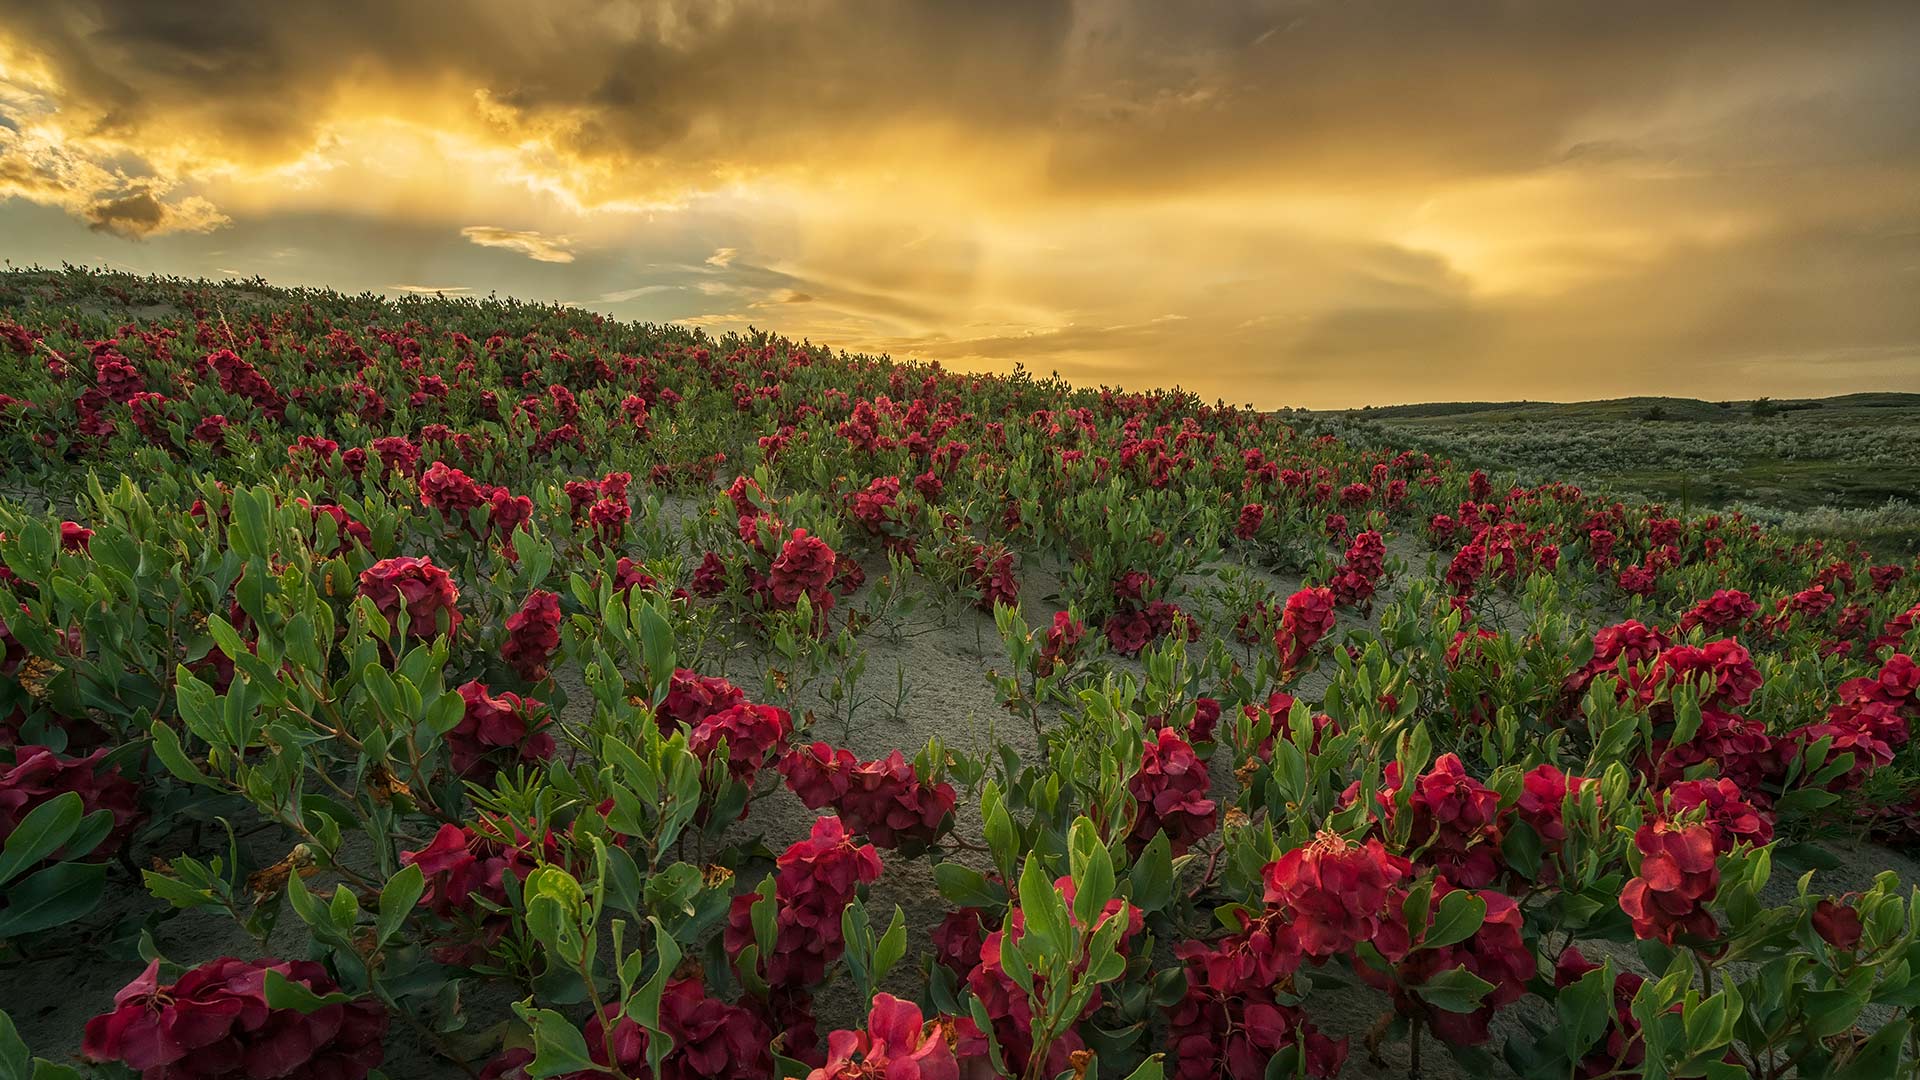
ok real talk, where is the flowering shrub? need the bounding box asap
[4,271,1920,1079]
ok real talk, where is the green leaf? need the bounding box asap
[1128,832,1174,913]
[148,720,213,787]
[0,861,107,938]
[261,968,354,1013]
[375,863,424,948]
[1557,964,1613,1063]
[0,1007,31,1080]
[1413,966,1497,1014]
[1422,891,1487,951]
[0,793,83,888]
[873,906,908,985]
[1120,1057,1165,1080]
[627,916,682,1034]
[520,1007,605,1077]
[1017,854,1068,958]
[1069,817,1115,932]
[933,863,1007,908]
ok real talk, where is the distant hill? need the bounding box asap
[1318,393,1920,423]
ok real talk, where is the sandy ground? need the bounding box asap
[5,527,1913,1078]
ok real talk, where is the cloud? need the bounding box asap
[1,1,1918,404]
[388,283,472,294]
[460,225,575,263]
[594,284,676,303]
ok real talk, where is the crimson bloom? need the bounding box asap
[500,589,561,682]
[808,994,957,1080]
[357,556,461,640]
[82,957,387,1080]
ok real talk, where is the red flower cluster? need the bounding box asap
[688,701,794,785]
[1261,832,1414,959]
[808,994,957,1080]
[1328,529,1387,608]
[660,668,749,730]
[1361,753,1504,888]
[0,745,141,853]
[1169,930,1346,1079]
[419,460,487,519]
[484,977,773,1080]
[1678,588,1758,633]
[1619,819,1720,944]
[1661,778,1773,852]
[725,816,883,988]
[779,743,956,850]
[447,681,553,779]
[1512,763,1594,859]
[1035,611,1086,677]
[1126,728,1217,856]
[83,957,387,1080]
[1274,586,1336,678]
[1367,885,1533,1045]
[769,529,838,612]
[500,589,561,682]
[358,556,461,640]
[1233,502,1265,541]
[401,820,555,963]
[963,875,1143,1076]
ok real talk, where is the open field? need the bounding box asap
[0,267,1918,1080]
[1313,397,1920,554]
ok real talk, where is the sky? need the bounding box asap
[2,1,1917,409]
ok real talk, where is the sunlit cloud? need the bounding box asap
[459,225,575,263]
[0,1,1915,406]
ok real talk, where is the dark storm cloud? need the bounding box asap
[7,0,1905,198]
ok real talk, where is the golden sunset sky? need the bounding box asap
[2,1,1917,408]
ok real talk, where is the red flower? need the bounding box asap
[1619,819,1720,945]
[1661,778,1773,853]
[1367,885,1532,1046]
[689,702,793,785]
[661,669,749,731]
[0,745,141,854]
[82,957,387,1080]
[1365,753,1504,888]
[358,557,461,640]
[1262,832,1413,960]
[932,908,987,976]
[419,460,487,518]
[500,590,561,682]
[725,816,883,989]
[1812,898,1863,951]
[1233,503,1265,541]
[447,681,553,779]
[769,529,837,611]
[1127,728,1217,856]
[1104,608,1153,657]
[782,747,957,852]
[1274,587,1336,677]
[570,978,772,1080]
[808,994,957,1080]
[1513,763,1593,855]
[1035,611,1085,676]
